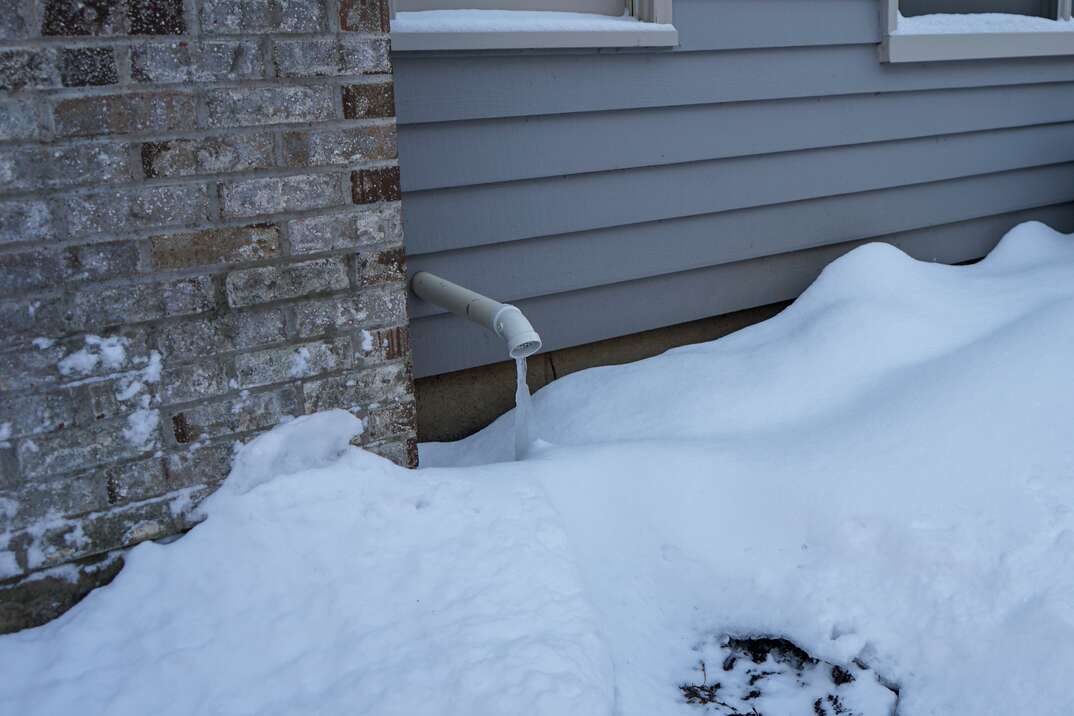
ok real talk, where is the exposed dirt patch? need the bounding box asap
[680,636,899,715]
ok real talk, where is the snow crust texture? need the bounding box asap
[894,11,1074,34]
[3,222,1074,716]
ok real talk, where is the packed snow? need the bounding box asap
[392,9,674,34]
[894,11,1074,34]
[3,221,1074,715]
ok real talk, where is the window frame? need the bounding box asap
[880,0,1074,62]
[388,0,677,52]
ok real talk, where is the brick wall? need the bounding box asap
[0,0,415,632]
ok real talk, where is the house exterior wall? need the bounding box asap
[0,0,415,632]
[395,0,1074,378]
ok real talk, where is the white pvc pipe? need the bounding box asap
[410,272,543,359]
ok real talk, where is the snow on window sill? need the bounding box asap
[390,10,678,52]
[882,12,1074,63]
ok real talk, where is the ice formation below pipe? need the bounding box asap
[410,272,542,359]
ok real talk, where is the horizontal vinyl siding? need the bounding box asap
[394,0,1074,377]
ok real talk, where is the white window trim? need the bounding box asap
[389,0,677,52]
[881,0,1074,62]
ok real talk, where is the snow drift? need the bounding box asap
[2,221,1074,716]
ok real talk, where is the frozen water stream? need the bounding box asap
[513,356,534,459]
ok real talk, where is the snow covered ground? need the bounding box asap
[2,221,1074,715]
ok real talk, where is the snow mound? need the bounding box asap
[221,409,362,495]
[0,416,611,716]
[3,221,1074,716]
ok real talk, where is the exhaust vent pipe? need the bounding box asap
[410,272,542,359]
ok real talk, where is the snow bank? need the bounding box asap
[3,221,1074,715]
[0,412,611,715]
[392,9,673,34]
[894,11,1074,34]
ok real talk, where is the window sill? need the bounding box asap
[389,10,677,52]
[881,31,1074,62]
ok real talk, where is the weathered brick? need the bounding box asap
[288,205,397,255]
[1,143,130,193]
[0,391,76,439]
[2,476,110,531]
[151,224,279,270]
[66,240,141,282]
[363,436,417,467]
[273,37,389,78]
[356,245,405,286]
[0,199,55,245]
[17,414,160,480]
[0,99,39,142]
[0,340,66,391]
[0,241,138,293]
[339,0,389,32]
[1,1,30,38]
[293,284,406,337]
[53,92,196,138]
[140,133,275,179]
[0,247,66,294]
[0,48,60,91]
[3,458,173,534]
[0,448,19,490]
[77,372,158,424]
[52,143,130,187]
[163,443,232,487]
[158,360,231,404]
[235,337,351,388]
[0,552,124,634]
[282,125,396,168]
[100,458,169,506]
[351,166,400,205]
[52,328,152,383]
[4,488,204,573]
[129,0,184,34]
[220,173,341,219]
[226,256,348,307]
[69,275,215,329]
[65,184,210,237]
[342,82,394,119]
[60,47,117,87]
[301,360,409,413]
[203,86,334,128]
[201,0,326,33]
[361,324,410,363]
[157,308,287,361]
[169,385,299,442]
[0,296,68,346]
[41,0,125,36]
[131,41,262,84]
[359,398,416,443]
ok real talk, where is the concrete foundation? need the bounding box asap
[416,301,789,444]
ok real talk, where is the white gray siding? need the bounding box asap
[395,0,1074,376]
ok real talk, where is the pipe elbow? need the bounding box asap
[494,305,542,359]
